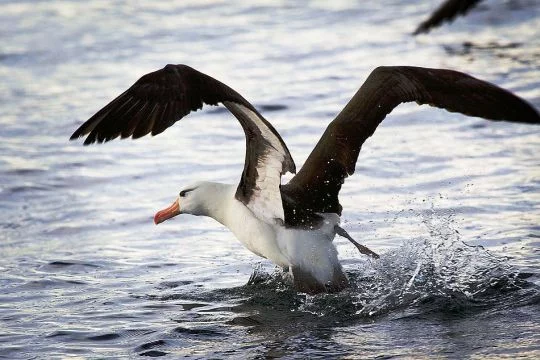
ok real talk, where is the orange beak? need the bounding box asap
[154,199,180,225]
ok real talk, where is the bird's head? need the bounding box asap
[153,182,208,224]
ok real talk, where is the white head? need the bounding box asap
[153,181,230,224]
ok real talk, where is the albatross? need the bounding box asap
[71,64,540,294]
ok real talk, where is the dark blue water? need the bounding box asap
[1,0,539,358]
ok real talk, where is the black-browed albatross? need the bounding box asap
[71,64,540,294]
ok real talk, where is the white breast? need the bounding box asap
[223,198,289,267]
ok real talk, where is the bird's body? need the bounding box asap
[230,203,346,294]
[71,64,540,294]
[166,181,347,293]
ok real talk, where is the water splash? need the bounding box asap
[325,208,527,317]
[236,207,533,320]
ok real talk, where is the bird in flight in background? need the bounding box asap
[414,0,483,35]
[71,64,539,294]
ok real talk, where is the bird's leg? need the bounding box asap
[335,225,380,259]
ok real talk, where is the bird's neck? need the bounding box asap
[196,182,236,226]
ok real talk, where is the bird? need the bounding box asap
[414,0,483,35]
[71,64,540,294]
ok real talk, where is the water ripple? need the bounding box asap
[1,0,539,358]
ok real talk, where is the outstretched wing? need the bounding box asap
[71,64,295,223]
[413,0,482,35]
[282,66,540,216]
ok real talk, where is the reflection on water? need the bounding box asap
[1,0,539,358]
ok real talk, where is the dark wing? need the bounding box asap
[413,0,483,35]
[71,64,296,223]
[282,66,540,216]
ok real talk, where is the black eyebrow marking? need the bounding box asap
[180,188,195,197]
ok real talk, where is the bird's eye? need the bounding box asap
[179,189,192,197]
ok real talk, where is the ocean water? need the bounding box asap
[1,0,539,358]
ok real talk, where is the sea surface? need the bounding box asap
[1,0,539,358]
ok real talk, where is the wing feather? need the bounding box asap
[71,64,295,224]
[283,66,540,215]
